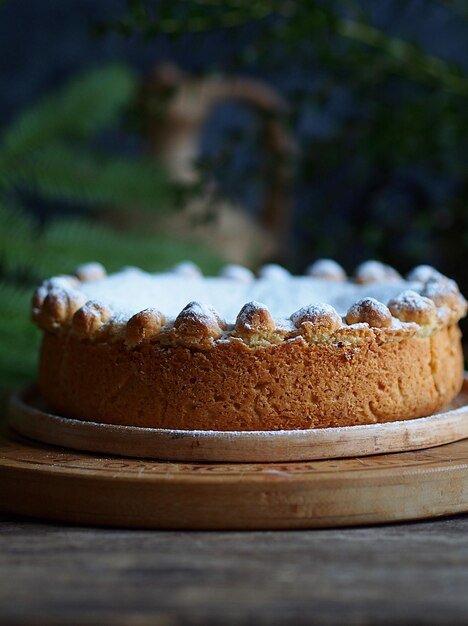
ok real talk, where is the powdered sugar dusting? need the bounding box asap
[361,297,390,316]
[258,264,291,280]
[406,265,445,283]
[306,259,346,280]
[74,262,106,282]
[77,267,422,324]
[389,290,434,313]
[45,276,79,290]
[177,301,221,325]
[170,261,203,277]
[291,303,340,325]
[220,264,255,282]
[356,260,401,282]
[236,301,270,330]
[345,297,393,328]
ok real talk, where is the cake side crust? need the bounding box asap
[38,324,464,431]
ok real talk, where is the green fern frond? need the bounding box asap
[0,64,136,165]
[15,143,172,212]
[42,217,223,275]
[0,283,40,391]
[0,203,222,280]
[0,64,172,213]
[0,202,40,283]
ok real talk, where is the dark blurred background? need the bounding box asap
[0,0,467,389]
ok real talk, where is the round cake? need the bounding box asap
[32,259,467,431]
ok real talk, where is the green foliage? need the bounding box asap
[0,284,40,391]
[15,143,169,210]
[0,64,223,397]
[0,65,135,163]
[0,64,171,211]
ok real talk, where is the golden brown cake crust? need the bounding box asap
[38,324,464,431]
[33,260,467,430]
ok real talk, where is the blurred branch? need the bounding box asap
[337,18,468,96]
[93,0,277,35]
[435,0,468,20]
[97,1,468,98]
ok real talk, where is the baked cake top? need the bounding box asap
[32,259,467,349]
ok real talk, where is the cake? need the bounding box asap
[32,259,467,431]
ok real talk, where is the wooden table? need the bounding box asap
[1,513,468,625]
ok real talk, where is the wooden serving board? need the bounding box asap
[1,425,468,528]
[7,380,468,462]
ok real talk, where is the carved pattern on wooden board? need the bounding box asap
[1,424,468,529]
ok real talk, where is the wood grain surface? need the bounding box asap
[8,377,468,462]
[2,422,468,529]
[1,512,468,626]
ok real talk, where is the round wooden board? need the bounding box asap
[7,379,468,462]
[1,425,468,528]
